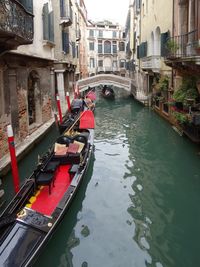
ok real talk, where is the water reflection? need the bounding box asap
[33,96,200,267]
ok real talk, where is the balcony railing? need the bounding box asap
[141,55,161,71]
[97,66,119,73]
[165,30,200,59]
[0,0,34,51]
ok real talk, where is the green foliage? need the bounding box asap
[158,76,169,91]
[173,77,199,105]
[166,39,179,53]
[173,111,188,124]
[153,76,169,92]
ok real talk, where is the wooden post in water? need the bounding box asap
[56,94,63,123]
[66,92,71,112]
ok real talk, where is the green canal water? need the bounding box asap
[2,95,200,267]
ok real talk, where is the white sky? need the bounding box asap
[84,0,130,26]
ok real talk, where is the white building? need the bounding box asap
[87,20,127,77]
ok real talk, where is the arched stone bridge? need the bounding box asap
[77,74,136,94]
[77,74,150,105]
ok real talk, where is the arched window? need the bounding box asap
[155,27,161,56]
[104,41,111,54]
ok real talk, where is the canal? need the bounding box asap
[2,94,200,266]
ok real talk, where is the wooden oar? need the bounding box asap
[64,110,86,135]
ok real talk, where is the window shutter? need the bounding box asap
[26,0,33,13]
[60,0,66,17]
[62,31,69,53]
[144,41,147,57]
[18,0,33,13]
[72,42,76,58]
[43,3,49,40]
[137,45,140,59]
[49,11,54,42]
[161,31,170,57]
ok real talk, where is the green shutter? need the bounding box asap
[161,31,170,57]
[26,0,33,13]
[62,31,70,53]
[18,0,33,13]
[43,3,49,40]
[49,11,54,42]
[137,45,140,59]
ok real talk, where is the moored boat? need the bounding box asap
[58,98,84,134]
[101,86,115,99]
[58,94,96,134]
[0,110,95,267]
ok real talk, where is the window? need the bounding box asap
[18,0,33,13]
[62,31,69,53]
[119,42,125,51]
[69,0,73,21]
[89,42,94,51]
[89,30,94,37]
[113,41,117,54]
[60,0,66,17]
[98,60,103,67]
[98,41,103,53]
[113,60,117,67]
[98,30,103,38]
[76,45,79,58]
[43,3,54,42]
[60,0,73,20]
[90,58,95,68]
[104,41,111,53]
[120,60,126,68]
[72,42,76,58]
[113,31,117,38]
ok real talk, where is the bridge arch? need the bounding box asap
[77,74,135,93]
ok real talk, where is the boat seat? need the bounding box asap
[34,170,55,195]
[42,160,60,173]
[52,152,81,165]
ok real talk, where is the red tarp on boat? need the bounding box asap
[79,110,95,129]
[86,91,96,101]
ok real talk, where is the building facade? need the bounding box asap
[87,20,127,77]
[52,0,80,113]
[164,0,200,142]
[75,0,88,79]
[0,0,55,158]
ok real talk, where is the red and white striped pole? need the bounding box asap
[66,92,71,112]
[7,125,20,193]
[56,94,63,123]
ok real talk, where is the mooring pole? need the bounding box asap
[7,125,20,193]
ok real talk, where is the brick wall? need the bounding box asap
[17,87,29,139]
[42,96,52,122]
[0,114,10,158]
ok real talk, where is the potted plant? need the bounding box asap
[166,39,179,55]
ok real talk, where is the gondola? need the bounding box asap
[101,86,115,99]
[0,110,95,267]
[58,96,95,134]
[58,98,84,134]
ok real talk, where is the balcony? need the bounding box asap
[165,30,200,62]
[60,2,73,27]
[141,55,161,72]
[0,0,34,52]
[97,66,120,73]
